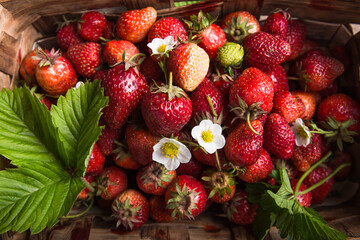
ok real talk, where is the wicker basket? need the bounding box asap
[1,0,360,239]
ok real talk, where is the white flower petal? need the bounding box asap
[147,38,164,54]
[209,123,223,135]
[212,134,226,149]
[200,119,213,129]
[152,149,167,164]
[177,149,191,163]
[191,125,202,140]
[203,143,216,154]
[164,158,180,171]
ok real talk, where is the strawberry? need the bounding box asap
[85,142,105,175]
[262,10,290,40]
[285,20,306,61]
[176,157,203,179]
[34,48,77,96]
[141,75,192,137]
[290,179,312,207]
[112,147,141,170]
[112,189,149,230]
[101,21,115,40]
[273,158,299,179]
[220,11,260,43]
[329,150,352,180]
[115,7,157,43]
[78,11,106,42]
[212,73,234,97]
[292,90,316,120]
[224,189,257,225]
[165,175,207,219]
[263,113,295,160]
[139,56,163,85]
[216,42,244,69]
[125,124,160,166]
[97,166,128,200]
[237,148,274,183]
[243,31,291,69]
[20,50,41,87]
[167,42,210,92]
[225,120,263,166]
[299,38,320,57]
[92,68,109,82]
[302,165,333,204]
[66,42,102,78]
[272,91,305,123]
[149,195,176,222]
[57,21,83,51]
[97,125,122,156]
[262,65,289,94]
[202,169,236,203]
[291,133,325,172]
[103,40,140,66]
[136,162,177,195]
[191,147,226,168]
[40,97,53,111]
[77,174,95,200]
[101,64,148,129]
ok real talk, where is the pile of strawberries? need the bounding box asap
[19,6,359,231]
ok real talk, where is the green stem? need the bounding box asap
[215,150,222,172]
[128,53,146,63]
[206,95,218,118]
[294,151,332,196]
[63,197,94,219]
[297,163,351,196]
[168,72,173,101]
[158,59,168,84]
[246,112,260,135]
[81,177,95,193]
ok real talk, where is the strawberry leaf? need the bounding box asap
[252,207,276,240]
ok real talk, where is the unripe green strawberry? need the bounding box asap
[216,42,244,68]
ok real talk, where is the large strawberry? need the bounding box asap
[102,40,140,66]
[66,42,102,78]
[224,189,257,225]
[272,90,305,123]
[97,166,128,200]
[167,42,210,92]
[57,21,83,51]
[262,65,289,94]
[165,175,207,219]
[112,189,149,230]
[78,11,106,42]
[263,113,295,160]
[116,7,157,43]
[141,74,192,137]
[85,142,105,175]
[176,157,203,179]
[101,64,148,129]
[34,48,77,96]
[262,10,290,40]
[285,20,306,61]
[243,31,291,69]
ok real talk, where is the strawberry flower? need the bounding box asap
[152,137,191,170]
[291,118,311,147]
[191,119,225,154]
[147,36,176,56]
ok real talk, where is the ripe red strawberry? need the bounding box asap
[77,174,95,200]
[291,133,325,172]
[202,169,236,203]
[243,31,291,69]
[263,113,295,160]
[225,120,263,166]
[191,147,226,168]
[220,11,260,43]
[176,157,203,179]
[35,49,77,96]
[101,21,115,40]
[78,11,106,42]
[125,124,160,166]
[167,42,210,92]
[262,65,289,94]
[103,40,140,66]
[92,68,109,82]
[272,91,305,123]
[237,148,274,183]
[139,56,163,85]
[112,189,149,230]
[299,38,320,57]
[141,77,192,137]
[112,147,141,170]
[116,7,157,43]
[290,179,312,207]
[40,97,53,111]
[149,195,176,222]
[212,73,234,97]
[136,162,177,195]
[57,21,83,51]
[101,64,148,129]
[66,42,102,78]
[302,165,333,204]
[97,166,128,200]
[165,175,207,219]
[20,50,41,87]
[285,20,306,61]
[262,10,289,40]
[224,189,257,225]
[85,142,105,175]
[97,125,122,156]
[292,90,316,120]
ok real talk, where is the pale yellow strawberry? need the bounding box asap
[167,43,210,92]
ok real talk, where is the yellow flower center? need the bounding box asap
[201,130,214,143]
[161,142,179,158]
[298,126,309,139]
[157,44,167,53]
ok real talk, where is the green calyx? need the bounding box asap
[223,14,255,43]
[140,162,173,189]
[112,197,141,230]
[33,48,61,68]
[216,42,244,69]
[184,10,217,32]
[151,72,188,101]
[202,169,235,199]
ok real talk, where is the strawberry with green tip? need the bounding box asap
[201,169,236,203]
[97,166,128,200]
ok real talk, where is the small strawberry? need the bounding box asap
[225,120,263,166]
[97,166,128,200]
[262,10,290,40]
[97,125,122,156]
[220,11,260,43]
[167,42,210,92]
[212,73,234,97]
[149,195,176,223]
[101,21,115,40]
[292,90,316,120]
[78,11,106,42]
[56,21,83,51]
[176,157,203,179]
[263,113,295,160]
[103,40,140,66]
[298,38,320,57]
[112,189,149,230]
[116,7,157,43]
[216,42,244,70]
[165,175,207,219]
[262,65,289,94]
[290,179,312,207]
[136,162,177,195]
[34,48,77,96]
[66,42,102,78]
[285,20,306,61]
[20,50,41,87]
[40,97,53,111]
[139,56,164,85]
[202,169,236,203]
[85,142,105,176]
[272,91,305,123]
[237,148,274,183]
[112,147,141,170]
[77,174,95,200]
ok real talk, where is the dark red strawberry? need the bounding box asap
[263,113,295,160]
[224,189,257,225]
[66,42,102,78]
[212,73,234,97]
[112,146,141,170]
[290,179,312,207]
[237,148,274,183]
[101,21,115,40]
[149,195,176,223]
[101,64,148,129]
[202,169,236,203]
[298,38,320,57]
[262,65,289,94]
[97,125,122,156]
[262,10,290,40]
[272,91,305,123]
[112,189,149,230]
[329,150,352,180]
[176,157,203,179]
[57,21,83,51]
[92,68,109,82]
[285,20,306,61]
[165,175,207,219]
[86,142,105,175]
[103,40,140,66]
[78,11,106,42]
[139,56,163,85]
[97,166,128,200]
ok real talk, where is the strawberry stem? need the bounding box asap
[206,95,218,118]
[215,150,222,172]
[246,112,260,135]
[81,177,95,193]
[168,72,173,101]
[63,197,94,219]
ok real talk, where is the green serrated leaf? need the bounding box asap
[277,167,293,196]
[252,207,276,240]
[245,182,279,205]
